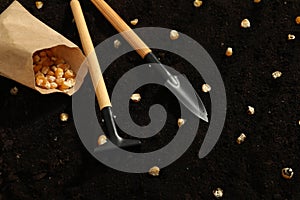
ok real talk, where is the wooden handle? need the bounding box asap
[90,0,152,59]
[70,0,111,109]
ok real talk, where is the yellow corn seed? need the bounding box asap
[64,69,75,79]
[130,18,138,25]
[193,0,203,7]
[295,16,300,24]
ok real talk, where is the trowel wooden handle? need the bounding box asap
[90,0,152,59]
[70,0,111,109]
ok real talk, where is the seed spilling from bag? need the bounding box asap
[213,188,223,198]
[131,93,141,102]
[60,113,69,122]
[170,30,179,40]
[241,19,251,28]
[97,135,107,145]
[272,71,282,79]
[236,133,246,144]
[193,0,203,7]
[281,168,294,179]
[32,48,76,91]
[149,166,160,176]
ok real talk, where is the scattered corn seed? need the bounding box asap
[241,19,251,28]
[170,30,179,40]
[281,168,294,179]
[272,71,282,79]
[60,113,69,122]
[213,188,223,198]
[177,118,186,127]
[236,133,246,144]
[202,83,211,93]
[225,47,233,57]
[295,16,300,24]
[298,120,300,125]
[131,93,141,102]
[247,106,255,115]
[35,1,43,9]
[114,39,121,49]
[253,0,261,3]
[287,34,295,40]
[193,0,203,7]
[97,135,107,145]
[148,166,160,176]
[130,18,138,25]
[10,87,18,95]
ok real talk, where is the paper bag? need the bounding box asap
[0,1,87,95]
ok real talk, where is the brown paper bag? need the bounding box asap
[0,1,87,95]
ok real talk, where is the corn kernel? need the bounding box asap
[253,0,261,3]
[247,106,255,115]
[193,0,203,7]
[213,188,223,198]
[241,19,251,28]
[35,1,43,9]
[114,39,121,49]
[55,78,65,86]
[50,82,58,89]
[148,166,160,176]
[97,135,107,145]
[33,64,42,73]
[281,168,294,179]
[272,71,282,79]
[55,58,65,65]
[47,70,55,76]
[60,113,69,122]
[46,75,56,83]
[177,118,185,127]
[64,69,75,79]
[131,93,141,102]
[202,83,211,92]
[67,78,76,87]
[130,18,138,25]
[39,51,47,57]
[55,68,64,78]
[236,133,246,144]
[59,80,72,90]
[45,50,53,57]
[41,66,49,75]
[57,63,70,71]
[296,16,300,24]
[33,55,40,63]
[288,34,295,40]
[170,30,179,40]
[42,81,51,89]
[10,87,18,95]
[225,47,233,56]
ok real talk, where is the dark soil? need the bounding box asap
[0,0,299,199]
